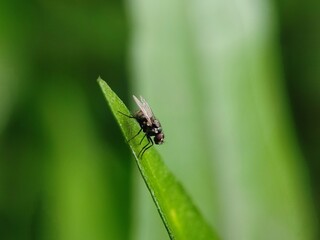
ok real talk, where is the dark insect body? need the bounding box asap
[119,95,164,158]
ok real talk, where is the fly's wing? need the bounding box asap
[139,96,155,118]
[133,95,152,124]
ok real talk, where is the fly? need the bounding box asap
[119,95,164,158]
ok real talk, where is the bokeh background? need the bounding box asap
[0,0,319,240]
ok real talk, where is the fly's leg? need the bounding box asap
[118,111,142,142]
[138,136,154,159]
[127,128,142,143]
[117,111,134,119]
[118,110,154,158]
[139,134,146,145]
[138,135,150,158]
[140,138,154,158]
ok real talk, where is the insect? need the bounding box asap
[119,95,164,158]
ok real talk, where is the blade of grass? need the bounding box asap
[98,77,219,240]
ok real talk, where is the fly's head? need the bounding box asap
[154,132,164,145]
[151,119,164,144]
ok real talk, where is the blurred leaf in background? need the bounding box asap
[276,0,320,222]
[128,0,319,240]
[0,1,131,240]
[0,0,319,240]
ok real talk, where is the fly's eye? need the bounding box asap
[154,133,164,145]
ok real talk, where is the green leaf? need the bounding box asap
[98,77,219,240]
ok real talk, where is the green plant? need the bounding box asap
[98,78,219,240]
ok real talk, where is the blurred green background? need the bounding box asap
[0,0,319,240]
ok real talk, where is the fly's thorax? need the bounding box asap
[134,110,144,120]
[134,111,148,129]
[152,118,161,128]
[150,121,162,134]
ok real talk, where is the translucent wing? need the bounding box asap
[132,95,153,124]
[139,96,155,118]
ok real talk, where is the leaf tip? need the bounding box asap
[97,76,104,84]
